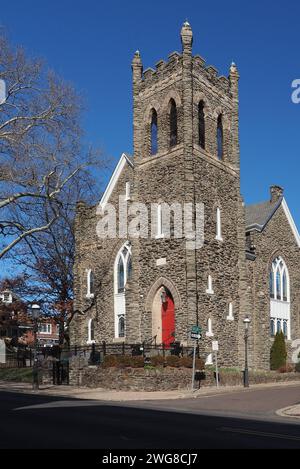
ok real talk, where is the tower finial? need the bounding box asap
[230,61,238,75]
[181,20,193,52]
[132,50,143,83]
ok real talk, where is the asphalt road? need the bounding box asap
[1,385,300,449]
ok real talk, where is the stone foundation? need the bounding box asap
[69,356,300,391]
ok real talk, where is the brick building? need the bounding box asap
[70,23,300,370]
[0,290,59,347]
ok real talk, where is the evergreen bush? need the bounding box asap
[270,331,287,370]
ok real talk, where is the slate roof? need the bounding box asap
[245,198,283,232]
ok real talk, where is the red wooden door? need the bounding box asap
[161,293,175,347]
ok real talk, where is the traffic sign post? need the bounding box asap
[191,326,202,392]
[212,341,219,387]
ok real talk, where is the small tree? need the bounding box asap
[270,331,287,370]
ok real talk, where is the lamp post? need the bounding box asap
[30,303,41,390]
[243,316,251,388]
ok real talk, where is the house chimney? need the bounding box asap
[270,185,284,203]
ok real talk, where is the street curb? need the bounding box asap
[276,405,300,419]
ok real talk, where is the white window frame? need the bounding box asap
[206,275,214,295]
[215,207,223,241]
[87,318,95,344]
[206,317,214,337]
[86,269,94,299]
[270,256,291,340]
[226,302,234,321]
[114,242,131,338]
[155,204,165,239]
[1,291,12,303]
[38,323,52,335]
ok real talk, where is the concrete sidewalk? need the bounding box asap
[1,380,300,402]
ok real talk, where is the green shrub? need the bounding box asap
[270,332,287,370]
[0,367,33,382]
[295,362,300,373]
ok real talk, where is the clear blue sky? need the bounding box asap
[1,0,300,226]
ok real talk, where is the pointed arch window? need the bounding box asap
[169,99,178,147]
[282,271,288,302]
[117,257,125,293]
[151,109,158,155]
[114,243,132,338]
[270,257,290,302]
[198,101,205,149]
[217,114,223,160]
[269,256,291,339]
[118,315,125,338]
[270,270,275,299]
[270,318,275,337]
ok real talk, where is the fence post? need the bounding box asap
[162,343,165,358]
[102,340,106,356]
[122,342,125,356]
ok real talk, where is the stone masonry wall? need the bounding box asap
[247,204,300,370]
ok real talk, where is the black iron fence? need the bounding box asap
[0,346,33,368]
[1,341,199,368]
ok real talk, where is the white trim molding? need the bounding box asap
[98,153,133,211]
[87,318,95,344]
[226,302,234,321]
[215,207,223,242]
[206,275,214,295]
[86,269,94,299]
[282,198,300,248]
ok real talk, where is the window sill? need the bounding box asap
[112,337,126,343]
[226,316,234,322]
[87,340,95,345]
[215,236,223,242]
[86,294,94,299]
[155,234,165,240]
[206,332,214,338]
[206,289,214,295]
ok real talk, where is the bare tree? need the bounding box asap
[0,31,98,259]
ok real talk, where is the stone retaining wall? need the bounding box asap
[69,356,300,391]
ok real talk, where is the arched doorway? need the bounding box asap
[152,287,175,347]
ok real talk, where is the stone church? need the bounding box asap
[70,23,300,370]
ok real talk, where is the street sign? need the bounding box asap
[212,341,219,352]
[190,325,202,340]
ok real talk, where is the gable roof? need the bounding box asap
[245,197,300,248]
[98,153,133,210]
[245,198,282,232]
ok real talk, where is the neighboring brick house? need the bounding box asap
[0,290,59,347]
[70,23,300,370]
